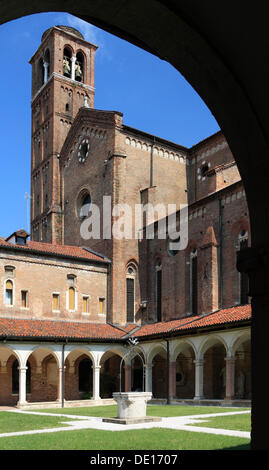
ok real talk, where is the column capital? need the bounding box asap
[225,356,235,363]
[193,359,204,366]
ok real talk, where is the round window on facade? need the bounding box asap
[77,191,91,219]
[78,139,90,163]
[200,163,209,177]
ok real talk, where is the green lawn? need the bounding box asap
[37,404,249,418]
[190,412,251,432]
[0,411,71,433]
[0,427,250,451]
[0,405,251,450]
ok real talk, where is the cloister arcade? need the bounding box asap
[0,327,250,408]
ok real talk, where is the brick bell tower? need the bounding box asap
[29,25,97,244]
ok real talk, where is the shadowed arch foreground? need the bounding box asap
[0,0,268,448]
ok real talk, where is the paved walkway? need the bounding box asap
[0,409,251,439]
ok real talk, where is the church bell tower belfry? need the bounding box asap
[29,25,97,244]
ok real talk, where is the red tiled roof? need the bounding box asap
[177,304,251,331]
[0,305,251,342]
[0,239,108,263]
[0,318,127,341]
[134,304,251,338]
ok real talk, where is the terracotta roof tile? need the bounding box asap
[0,306,251,342]
[0,239,108,263]
[0,318,126,340]
[134,305,251,338]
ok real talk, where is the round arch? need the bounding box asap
[0,345,22,366]
[198,334,228,360]
[147,343,167,365]
[230,330,251,358]
[99,346,126,366]
[171,339,197,363]
[0,1,267,447]
[25,346,61,368]
[64,347,96,367]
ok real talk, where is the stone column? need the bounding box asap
[92,365,101,400]
[57,367,63,402]
[225,357,235,401]
[193,360,204,400]
[18,366,28,405]
[169,362,177,399]
[71,56,76,81]
[144,364,152,393]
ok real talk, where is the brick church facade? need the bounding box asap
[0,26,251,407]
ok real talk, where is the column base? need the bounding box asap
[16,401,28,408]
[193,396,205,401]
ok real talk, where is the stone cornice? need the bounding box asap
[31,72,95,104]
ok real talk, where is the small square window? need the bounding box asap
[21,291,29,308]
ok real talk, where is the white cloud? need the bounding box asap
[66,15,98,45]
[54,13,111,61]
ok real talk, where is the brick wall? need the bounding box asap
[0,249,108,322]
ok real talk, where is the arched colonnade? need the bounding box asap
[0,328,250,407]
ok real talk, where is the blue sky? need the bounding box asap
[0,12,219,238]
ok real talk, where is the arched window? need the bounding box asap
[190,249,198,314]
[155,261,162,322]
[238,230,249,304]
[63,48,72,78]
[5,280,13,305]
[167,235,180,256]
[78,191,91,218]
[68,287,75,311]
[75,52,84,82]
[126,264,136,323]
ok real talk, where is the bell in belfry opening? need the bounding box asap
[75,60,82,81]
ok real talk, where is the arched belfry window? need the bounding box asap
[238,230,249,304]
[155,260,162,322]
[63,48,72,78]
[75,52,84,82]
[44,49,50,81]
[190,249,198,315]
[39,58,44,86]
[126,264,136,323]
